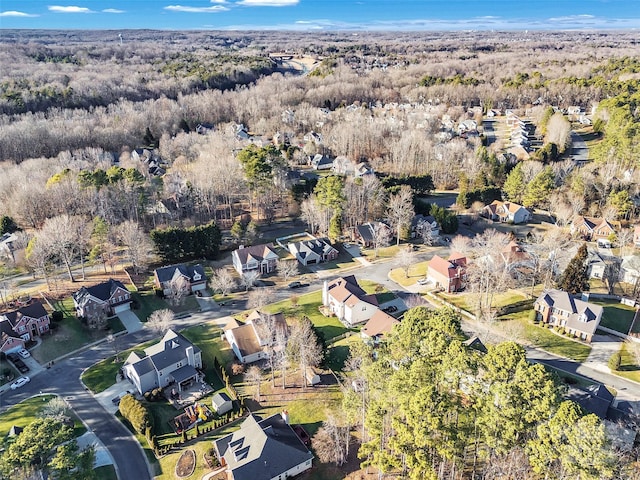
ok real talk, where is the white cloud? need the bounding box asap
[102,8,125,14]
[210,0,228,3]
[164,4,229,12]
[48,6,93,13]
[0,10,39,17]
[237,0,299,6]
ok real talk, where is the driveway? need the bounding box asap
[343,243,371,266]
[76,431,114,468]
[118,310,143,333]
[196,295,219,312]
[94,378,136,415]
[583,334,623,374]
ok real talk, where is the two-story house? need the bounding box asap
[123,329,203,395]
[427,253,467,293]
[534,289,603,342]
[223,311,289,364]
[153,264,207,295]
[214,413,313,480]
[571,216,616,241]
[482,200,531,224]
[72,278,132,318]
[232,243,279,276]
[0,301,50,353]
[322,275,380,327]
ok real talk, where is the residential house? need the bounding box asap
[355,221,392,248]
[304,131,322,144]
[533,289,603,342]
[154,264,207,295]
[223,311,288,364]
[123,329,203,395]
[232,243,279,276]
[0,301,50,353]
[331,156,355,176]
[195,123,215,135]
[214,413,313,480]
[211,392,233,415]
[355,162,374,177]
[427,253,467,293]
[482,200,531,224]
[586,249,616,280]
[411,215,439,239]
[566,384,614,420]
[620,255,640,286]
[571,216,616,241]
[72,279,132,318]
[361,309,399,344]
[310,154,333,171]
[0,232,17,263]
[288,238,338,266]
[322,275,380,327]
[457,119,478,135]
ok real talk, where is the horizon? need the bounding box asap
[1,0,639,31]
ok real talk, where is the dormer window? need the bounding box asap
[579,313,588,322]
[193,272,201,281]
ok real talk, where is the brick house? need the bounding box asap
[0,301,50,353]
[427,253,467,293]
[534,289,603,343]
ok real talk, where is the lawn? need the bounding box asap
[499,310,592,362]
[131,290,168,321]
[263,290,349,341]
[613,342,640,383]
[181,322,235,378]
[440,290,528,315]
[169,294,201,315]
[314,248,358,272]
[362,244,401,260]
[593,300,636,334]
[0,394,86,439]
[94,465,118,480]
[389,261,429,287]
[326,333,361,371]
[31,299,125,364]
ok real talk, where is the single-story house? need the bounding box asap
[354,221,392,248]
[361,309,399,344]
[482,200,531,224]
[153,264,207,295]
[212,392,233,415]
[232,243,279,276]
[223,311,288,364]
[214,413,313,480]
[571,216,616,241]
[288,238,338,266]
[427,253,467,293]
[0,300,50,354]
[534,289,603,342]
[322,275,380,327]
[123,329,203,395]
[72,278,132,318]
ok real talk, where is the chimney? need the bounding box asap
[186,346,195,366]
[281,410,289,425]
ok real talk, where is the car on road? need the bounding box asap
[10,376,30,390]
[288,281,304,289]
[11,358,30,373]
[18,348,30,358]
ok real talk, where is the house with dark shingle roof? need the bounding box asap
[123,329,203,394]
[354,221,392,248]
[153,264,207,295]
[0,300,50,353]
[288,237,338,266]
[534,289,603,342]
[72,279,131,318]
[214,413,313,480]
[232,243,279,276]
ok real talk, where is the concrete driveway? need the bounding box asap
[76,431,114,467]
[583,334,623,374]
[117,310,143,333]
[94,378,135,415]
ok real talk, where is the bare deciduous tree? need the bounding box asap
[277,259,299,281]
[147,308,174,334]
[386,185,414,245]
[241,270,260,291]
[395,247,416,277]
[118,220,153,275]
[247,287,275,309]
[311,414,351,466]
[166,275,190,307]
[244,365,263,401]
[371,222,392,258]
[288,316,323,389]
[209,268,237,296]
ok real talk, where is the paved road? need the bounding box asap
[570,131,589,164]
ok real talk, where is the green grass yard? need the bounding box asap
[94,465,118,480]
[263,290,349,341]
[0,394,86,439]
[389,261,429,286]
[613,342,640,383]
[439,290,528,315]
[592,300,636,334]
[131,290,170,322]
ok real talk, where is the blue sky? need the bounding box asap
[1,0,639,30]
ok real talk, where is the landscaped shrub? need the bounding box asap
[119,394,153,436]
[608,352,622,371]
[52,310,64,322]
[529,310,538,324]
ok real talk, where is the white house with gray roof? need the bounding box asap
[214,413,313,480]
[288,237,338,266]
[123,329,202,394]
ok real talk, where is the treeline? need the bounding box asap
[350,307,627,480]
[150,221,221,263]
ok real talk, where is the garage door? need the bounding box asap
[113,303,131,314]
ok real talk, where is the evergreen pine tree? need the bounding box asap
[557,243,590,294]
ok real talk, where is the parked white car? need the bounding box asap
[10,376,30,390]
[18,348,30,358]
